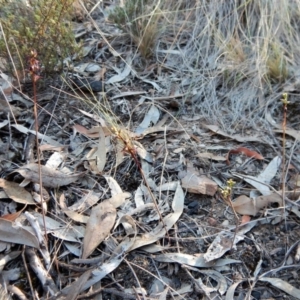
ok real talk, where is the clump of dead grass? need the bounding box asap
[145,0,300,130]
[108,0,163,58]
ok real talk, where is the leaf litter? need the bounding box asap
[0,2,300,300]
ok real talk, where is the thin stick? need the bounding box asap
[29,50,48,244]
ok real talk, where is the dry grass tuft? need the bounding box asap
[137,0,300,130]
[109,0,163,58]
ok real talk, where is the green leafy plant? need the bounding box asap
[109,0,162,58]
[0,0,80,78]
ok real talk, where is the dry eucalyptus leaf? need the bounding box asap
[82,200,116,259]
[259,277,300,299]
[0,219,39,248]
[104,175,123,195]
[89,126,106,173]
[65,269,92,300]
[1,210,23,222]
[106,57,132,84]
[11,124,62,146]
[0,73,13,96]
[204,231,244,262]
[13,163,84,188]
[232,156,281,197]
[131,182,184,250]
[181,167,217,196]
[108,192,131,208]
[111,91,146,100]
[74,124,111,138]
[203,124,265,143]
[196,152,226,161]
[63,210,89,224]
[226,147,264,165]
[32,212,84,242]
[225,281,243,300]
[67,190,102,212]
[0,178,35,205]
[0,120,9,129]
[274,128,300,140]
[62,237,135,295]
[198,269,227,295]
[0,251,21,272]
[45,152,65,169]
[154,253,240,268]
[233,193,282,216]
[135,105,160,134]
[86,126,106,173]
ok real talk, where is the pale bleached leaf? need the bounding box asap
[82,200,116,259]
[226,281,243,300]
[150,276,170,298]
[67,191,101,212]
[233,160,282,196]
[141,244,170,253]
[0,219,39,248]
[154,253,240,268]
[120,216,137,239]
[0,251,21,272]
[111,91,146,100]
[181,167,217,196]
[0,120,8,129]
[62,237,135,294]
[136,77,162,91]
[135,142,153,163]
[196,152,226,161]
[108,192,131,208]
[86,126,106,173]
[104,175,123,195]
[232,193,282,216]
[199,269,227,295]
[64,242,81,257]
[135,185,146,207]
[204,231,244,262]
[232,171,271,196]
[259,277,300,299]
[106,57,132,84]
[0,179,35,205]
[13,163,84,188]
[156,182,178,192]
[63,210,89,224]
[135,105,160,134]
[257,156,281,184]
[131,182,184,250]
[33,212,84,242]
[45,152,65,169]
[274,128,300,140]
[204,124,266,143]
[11,124,62,146]
[65,270,92,300]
